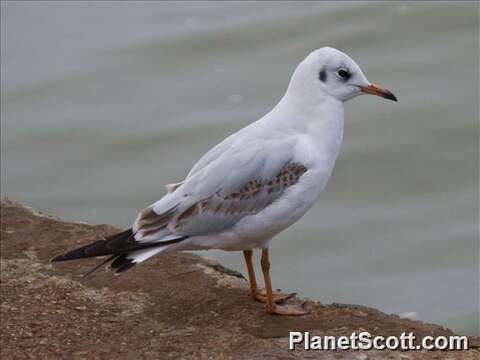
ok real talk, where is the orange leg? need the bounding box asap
[260,248,308,315]
[243,249,258,301]
[243,249,295,304]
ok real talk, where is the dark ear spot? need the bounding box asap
[319,69,327,82]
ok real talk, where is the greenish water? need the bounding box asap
[1,2,478,335]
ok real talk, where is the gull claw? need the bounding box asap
[253,289,296,304]
[267,303,308,316]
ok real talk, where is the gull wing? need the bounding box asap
[134,135,308,239]
[170,160,307,236]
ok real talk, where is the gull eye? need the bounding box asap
[337,68,351,81]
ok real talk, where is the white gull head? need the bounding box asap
[286,47,397,105]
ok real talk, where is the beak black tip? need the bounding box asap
[360,84,397,102]
[384,92,398,102]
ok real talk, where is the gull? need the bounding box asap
[53,47,396,315]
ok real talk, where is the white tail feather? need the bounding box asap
[126,246,168,264]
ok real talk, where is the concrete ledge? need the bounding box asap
[1,199,478,359]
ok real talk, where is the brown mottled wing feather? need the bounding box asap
[133,128,306,239]
[135,205,177,236]
[170,162,307,235]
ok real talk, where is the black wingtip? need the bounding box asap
[114,261,136,274]
[111,254,136,274]
[51,254,66,262]
[50,240,107,262]
[51,253,78,263]
[82,255,117,277]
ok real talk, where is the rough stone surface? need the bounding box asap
[0,199,478,359]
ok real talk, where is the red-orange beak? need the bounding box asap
[359,83,397,102]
